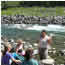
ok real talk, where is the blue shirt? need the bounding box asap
[2,52,13,65]
[12,52,25,61]
[21,58,39,65]
[12,52,18,59]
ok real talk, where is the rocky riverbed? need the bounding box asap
[1,15,65,25]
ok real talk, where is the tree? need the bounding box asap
[1,1,8,9]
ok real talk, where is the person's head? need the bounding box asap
[16,39,23,46]
[3,43,12,56]
[16,39,23,53]
[7,44,12,52]
[18,49,22,53]
[40,30,46,38]
[25,48,33,61]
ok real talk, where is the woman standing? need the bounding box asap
[38,30,52,60]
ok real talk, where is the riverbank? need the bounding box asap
[1,15,65,25]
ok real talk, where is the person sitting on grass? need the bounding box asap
[21,48,39,65]
[1,43,21,65]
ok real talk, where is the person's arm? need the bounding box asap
[47,37,52,45]
[11,57,21,63]
[10,53,21,63]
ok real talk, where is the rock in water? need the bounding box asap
[40,58,55,65]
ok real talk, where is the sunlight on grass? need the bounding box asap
[1,7,65,16]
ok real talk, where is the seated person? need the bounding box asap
[11,49,25,65]
[21,48,39,65]
[16,39,24,53]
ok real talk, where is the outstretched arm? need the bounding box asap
[47,37,52,45]
[11,57,21,63]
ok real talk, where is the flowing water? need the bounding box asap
[1,24,65,49]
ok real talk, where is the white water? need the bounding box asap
[2,24,65,32]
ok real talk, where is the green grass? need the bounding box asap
[56,7,65,16]
[6,1,20,5]
[1,6,65,16]
[1,1,20,6]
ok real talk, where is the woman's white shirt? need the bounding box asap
[39,35,50,48]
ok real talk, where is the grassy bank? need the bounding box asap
[1,7,65,16]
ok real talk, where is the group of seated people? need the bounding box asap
[1,39,39,65]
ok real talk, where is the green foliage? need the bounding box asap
[1,7,65,16]
[1,1,65,16]
[1,1,65,9]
